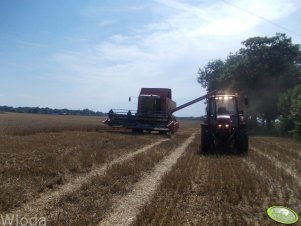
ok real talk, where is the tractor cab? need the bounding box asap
[208,94,238,115]
[207,94,240,128]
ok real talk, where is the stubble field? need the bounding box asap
[0,113,300,226]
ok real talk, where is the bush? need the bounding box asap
[278,84,301,140]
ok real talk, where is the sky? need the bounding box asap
[0,0,301,116]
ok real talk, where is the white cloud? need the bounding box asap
[95,42,156,62]
[51,0,300,115]
[153,0,300,37]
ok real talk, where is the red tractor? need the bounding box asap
[201,92,249,153]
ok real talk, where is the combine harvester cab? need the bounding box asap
[104,88,179,134]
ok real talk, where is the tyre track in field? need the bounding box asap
[251,140,301,170]
[242,158,300,208]
[250,146,301,186]
[256,140,301,159]
[5,139,168,217]
[252,137,301,159]
[137,153,266,225]
[242,149,301,215]
[193,155,284,225]
[98,133,196,226]
[132,137,300,225]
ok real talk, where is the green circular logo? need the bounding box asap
[267,206,299,224]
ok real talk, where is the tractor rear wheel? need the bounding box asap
[235,130,248,154]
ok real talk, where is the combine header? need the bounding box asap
[104,88,216,134]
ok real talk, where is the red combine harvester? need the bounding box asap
[103,88,216,134]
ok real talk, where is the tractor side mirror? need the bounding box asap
[129,97,131,102]
[244,96,249,106]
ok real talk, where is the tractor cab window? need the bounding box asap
[215,97,236,115]
[209,96,237,116]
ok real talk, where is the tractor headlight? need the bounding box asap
[217,124,230,129]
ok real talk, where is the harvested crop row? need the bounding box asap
[247,146,301,200]
[134,136,300,226]
[0,130,161,212]
[134,135,201,226]
[29,133,191,225]
[241,158,300,212]
[99,133,196,226]
[251,137,301,170]
[253,137,301,152]
[249,146,301,186]
[4,138,168,222]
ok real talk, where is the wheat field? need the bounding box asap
[0,113,300,226]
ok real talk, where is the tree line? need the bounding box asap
[197,33,301,139]
[0,105,105,116]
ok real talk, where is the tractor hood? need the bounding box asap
[215,115,233,142]
[216,115,231,123]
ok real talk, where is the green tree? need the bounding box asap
[197,59,225,91]
[198,33,301,128]
[278,84,301,140]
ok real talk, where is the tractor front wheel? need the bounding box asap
[200,126,213,154]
